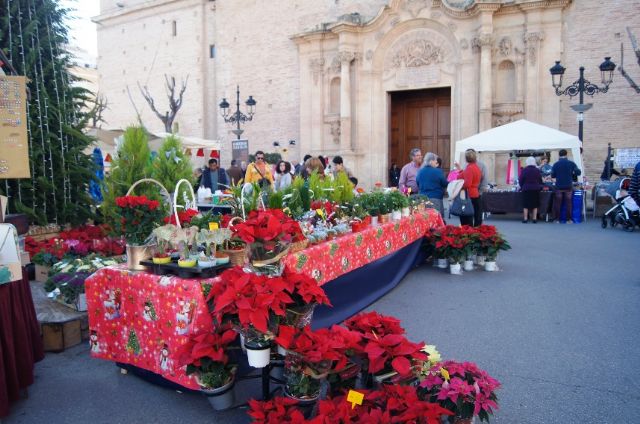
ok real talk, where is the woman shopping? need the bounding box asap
[519,156,543,223]
[457,150,483,227]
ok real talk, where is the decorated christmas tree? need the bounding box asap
[0,0,96,225]
[126,329,141,355]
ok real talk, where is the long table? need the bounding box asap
[85,209,444,390]
[481,191,554,220]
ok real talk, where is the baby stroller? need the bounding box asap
[601,177,640,232]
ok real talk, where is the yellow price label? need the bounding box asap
[346,390,364,409]
[208,222,219,230]
[440,368,450,381]
[316,208,325,218]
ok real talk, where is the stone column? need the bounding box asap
[309,57,325,152]
[339,51,356,152]
[476,34,494,131]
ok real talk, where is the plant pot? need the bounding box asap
[475,255,486,266]
[215,253,230,265]
[402,207,411,217]
[198,259,216,268]
[448,416,476,424]
[484,261,498,272]
[152,256,171,265]
[246,345,271,368]
[436,258,448,269]
[76,293,87,312]
[277,344,287,356]
[126,244,156,271]
[378,214,391,224]
[178,259,197,268]
[284,303,316,328]
[239,333,246,353]
[449,262,462,275]
[391,210,402,221]
[246,241,290,277]
[283,353,321,402]
[371,216,379,226]
[199,375,236,411]
[463,260,474,271]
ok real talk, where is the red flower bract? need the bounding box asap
[231,209,304,244]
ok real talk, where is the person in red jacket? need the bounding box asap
[458,149,483,227]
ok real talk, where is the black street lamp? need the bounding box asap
[219,85,256,139]
[549,57,616,143]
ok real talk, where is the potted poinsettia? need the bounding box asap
[208,266,293,367]
[247,397,307,423]
[419,360,501,423]
[279,267,331,329]
[275,325,351,402]
[231,209,304,276]
[478,227,510,272]
[114,195,163,270]
[436,225,469,275]
[173,328,238,411]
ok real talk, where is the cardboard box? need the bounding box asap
[34,264,51,282]
[41,319,82,352]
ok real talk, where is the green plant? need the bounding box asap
[150,135,194,199]
[189,211,220,230]
[101,126,157,228]
[267,190,284,209]
[387,191,407,211]
[330,171,355,204]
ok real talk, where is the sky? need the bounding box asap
[60,0,100,58]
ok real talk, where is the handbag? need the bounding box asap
[253,164,271,188]
[450,190,475,217]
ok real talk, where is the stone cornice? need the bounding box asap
[93,0,196,24]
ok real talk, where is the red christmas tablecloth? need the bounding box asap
[284,208,444,285]
[85,209,443,388]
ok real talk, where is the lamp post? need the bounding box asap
[219,85,256,140]
[549,57,616,144]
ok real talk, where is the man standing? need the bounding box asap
[244,150,274,189]
[399,148,422,194]
[226,159,244,185]
[551,149,581,223]
[201,158,229,191]
[331,156,354,179]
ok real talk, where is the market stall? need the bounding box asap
[85,210,443,390]
[481,190,554,220]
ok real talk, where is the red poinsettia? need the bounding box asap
[247,397,307,424]
[208,266,292,333]
[164,208,199,225]
[419,360,501,422]
[115,195,164,245]
[281,267,331,307]
[276,325,357,372]
[231,209,304,245]
[173,329,237,371]
[344,311,406,338]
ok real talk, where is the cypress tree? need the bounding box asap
[0,0,95,225]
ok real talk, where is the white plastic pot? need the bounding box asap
[450,263,462,275]
[484,261,498,272]
[371,216,379,226]
[391,210,402,221]
[475,255,486,266]
[436,258,448,269]
[277,344,287,356]
[402,207,411,217]
[463,260,474,271]
[246,346,271,368]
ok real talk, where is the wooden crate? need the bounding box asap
[41,319,82,352]
[34,264,50,282]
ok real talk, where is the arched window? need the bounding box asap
[496,60,516,102]
[330,77,341,114]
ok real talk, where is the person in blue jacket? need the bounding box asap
[416,152,448,216]
[551,149,581,223]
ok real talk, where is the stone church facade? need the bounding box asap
[95,0,640,187]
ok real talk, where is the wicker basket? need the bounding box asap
[290,239,309,253]
[224,247,247,266]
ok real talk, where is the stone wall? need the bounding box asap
[561,0,640,183]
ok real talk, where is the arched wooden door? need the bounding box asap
[389,88,451,182]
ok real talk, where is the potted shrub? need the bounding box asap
[173,329,238,411]
[279,267,331,329]
[418,360,501,423]
[387,190,406,221]
[114,195,163,270]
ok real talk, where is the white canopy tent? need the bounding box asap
[453,119,583,172]
[153,132,222,151]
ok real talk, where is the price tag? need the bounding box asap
[440,368,450,381]
[316,208,325,218]
[208,222,219,230]
[346,390,364,409]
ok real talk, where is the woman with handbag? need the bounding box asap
[457,150,483,227]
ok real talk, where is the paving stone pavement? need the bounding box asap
[5,217,640,424]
